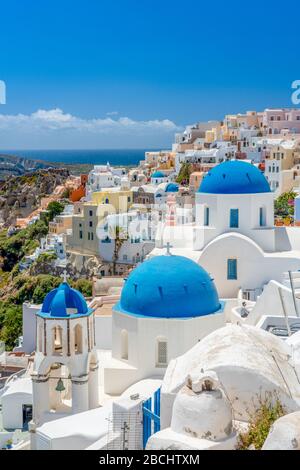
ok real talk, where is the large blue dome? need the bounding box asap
[116,255,221,318]
[39,282,92,318]
[199,160,270,194]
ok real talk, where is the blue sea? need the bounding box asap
[0,149,159,166]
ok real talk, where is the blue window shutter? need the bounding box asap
[227,259,237,280]
[230,209,239,228]
[259,207,266,226]
[204,207,209,226]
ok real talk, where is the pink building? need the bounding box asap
[263,108,300,135]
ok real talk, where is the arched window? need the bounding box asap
[74,324,83,354]
[52,326,63,355]
[156,337,168,367]
[121,329,128,360]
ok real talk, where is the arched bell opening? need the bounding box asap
[48,362,72,414]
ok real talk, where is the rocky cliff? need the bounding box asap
[0,168,70,226]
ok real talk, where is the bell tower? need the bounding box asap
[30,277,99,448]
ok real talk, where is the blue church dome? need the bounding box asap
[116,255,221,318]
[199,160,270,194]
[39,282,92,318]
[165,183,179,193]
[151,171,165,178]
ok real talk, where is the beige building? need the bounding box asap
[49,213,73,235]
[264,140,300,194]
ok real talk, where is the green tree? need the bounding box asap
[47,201,65,221]
[31,275,61,304]
[72,279,93,297]
[176,162,192,186]
[0,220,48,271]
[0,304,23,350]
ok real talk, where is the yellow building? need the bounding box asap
[91,188,133,212]
[66,188,133,256]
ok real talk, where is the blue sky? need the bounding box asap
[0,0,299,149]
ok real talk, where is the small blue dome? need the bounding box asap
[40,282,91,318]
[116,255,221,318]
[165,183,179,193]
[151,171,165,178]
[199,160,270,194]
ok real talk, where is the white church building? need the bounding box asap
[103,253,225,394]
[153,160,300,300]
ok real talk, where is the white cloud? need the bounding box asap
[0,108,183,149]
[0,108,181,134]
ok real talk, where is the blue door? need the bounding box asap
[142,388,161,449]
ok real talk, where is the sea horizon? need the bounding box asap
[0,148,164,166]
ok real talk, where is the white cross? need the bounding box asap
[165,242,173,256]
[61,269,70,283]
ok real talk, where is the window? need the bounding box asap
[227,259,237,280]
[91,232,94,241]
[204,207,209,226]
[88,232,90,241]
[123,254,128,261]
[89,210,93,217]
[74,324,83,354]
[121,329,128,360]
[79,230,83,239]
[259,207,266,227]
[156,338,168,367]
[89,221,93,227]
[230,209,239,228]
[127,196,131,202]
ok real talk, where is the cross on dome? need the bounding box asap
[164,242,173,256]
[61,269,70,283]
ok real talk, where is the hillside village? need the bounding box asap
[1,108,300,450]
